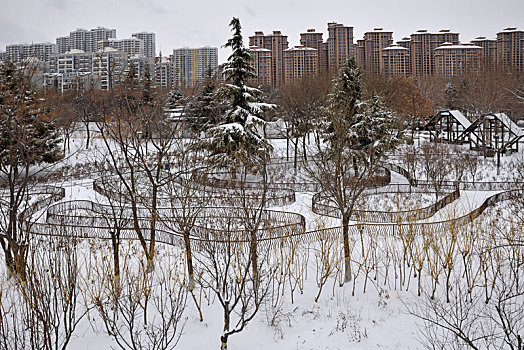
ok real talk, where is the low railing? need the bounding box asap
[312,187,460,223]
[22,186,524,251]
[46,200,306,242]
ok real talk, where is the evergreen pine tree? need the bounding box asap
[195,17,274,171]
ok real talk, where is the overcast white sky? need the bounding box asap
[1,0,522,63]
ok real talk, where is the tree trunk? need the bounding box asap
[110,229,121,293]
[222,300,230,349]
[302,134,307,161]
[220,334,228,350]
[250,229,259,287]
[84,121,90,150]
[342,212,352,283]
[293,139,299,174]
[184,232,195,290]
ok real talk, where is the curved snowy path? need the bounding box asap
[416,189,502,223]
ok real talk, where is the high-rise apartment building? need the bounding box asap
[283,46,318,83]
[68,29,89,52]
[98,38,144,57]
[249,31,289,87]
[363,28,393,74]
[91,47,129,90]
[356,39,366,68]
[248,46,272,87]
[88,27,117,52]
[60,27,116,53]
[56,36,71,54]
[382,44,410,77]
[410,29,459,76]
[5,42,57,62]
[172,46,218,88]
[300,29,327,72]
[0,51,6,62]
[327,22,354,71]
[470,37,497,71]
[434,43,481,78]
[129,55,154,82]
[132,32,156,58]
[44,49,94,91]
[155,56,173,88]
[397,37,411,49]
[496,27,523,72]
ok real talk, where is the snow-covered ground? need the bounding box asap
[2,132,523,350]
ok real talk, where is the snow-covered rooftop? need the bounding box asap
[412,29,459,35]
[448,110,472,129]
[249,46,271,52]
[498,27,522,33]
[101,47,119,53]
[492,113,524,137]
[382,44,408,51]
[435,43,482,50]
[284,46,317,52]
[157,56,170,63]
[65,49,87,54]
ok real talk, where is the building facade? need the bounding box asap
[471,36,497,71]
[362,28,393,74]
[356,39,366,68]
[44,49,94,91]
[283,46,318,83]
[327,22,354,71]
[5,42,57,63]
[58,27,116,54]
[97,38,144,57]
[92,47,129,90]
[382,44,410,77]
[300,29,327,72]
[154,57,173,88]
[434,43,482,78]
[248,46,272,87]
[410,29,460,76]
[129,55,155,82]
[132,32,156,58]
[249,31,289,87]
[56,36,71,54]
[172,46,218,88]
[496,27,523,72]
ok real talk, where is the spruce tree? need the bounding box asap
[310,57,401,283]
[195,17,274,172]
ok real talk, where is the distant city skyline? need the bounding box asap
[0,0,522,63]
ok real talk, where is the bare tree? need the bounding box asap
[0,237,86,350]
[421,143,451,200]
[88,245,187,350]
[193,209,276,350]
[95,82,179,268]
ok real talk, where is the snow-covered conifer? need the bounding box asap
[0,61,62,170]
[310,57,401,283]
[195,17,274,171]
[185,68,224,133]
